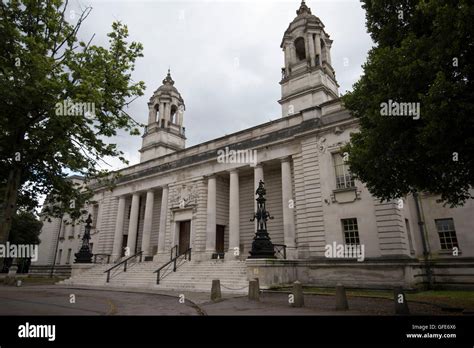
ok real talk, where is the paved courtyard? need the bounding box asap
[0,284,451,316]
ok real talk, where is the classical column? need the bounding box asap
[228,170,240,256]
[158,103,165,126]
[157,186,168,253]
[141,190,154,256]
[205,175,217,253]
[308,33,316,67]
[284,43,291,71]
[112,196,126,260]
[281,158,296,256]
[147,105,155,124]
[127,193,140,255]
[314,33,322,66]
[326,43,332,65]
[289,43,296,64]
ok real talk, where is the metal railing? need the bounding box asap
[93,254,111,264]
[273,244,287,259]
[104,251,143,283]
[154,248,191,285]
[170,245,178,261]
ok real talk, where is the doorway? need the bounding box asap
[121,235,128,257]
[216,225,225,254]
[178,220,191,254]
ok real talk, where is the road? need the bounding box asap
[0,286,200,315]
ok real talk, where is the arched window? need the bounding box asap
[294,37,306,61]
[170,105,178,124]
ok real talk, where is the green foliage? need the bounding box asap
[9,211,42,245]
[342,0,474,206]
[0,1,146,224]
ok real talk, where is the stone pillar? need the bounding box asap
[141,190,154,257]
[205,175,217,253]
[315,33,322,66]
[147,105,155,124]
[228,170,240,257]
[158,103,165,126]
[326,43,332,65]
[281,158,296,257]
[127,193,140,255]
[164,103,170,126]
[284,43,291,71]
[289,43,296,64]
[112,196,126,260]
[308,33,316,67]
[157,186,168,254]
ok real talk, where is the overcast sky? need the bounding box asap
[70,0,373,170]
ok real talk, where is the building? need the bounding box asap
[35,1,474,290]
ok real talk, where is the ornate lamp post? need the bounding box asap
[249,180,276,259]
[74,214,93,263]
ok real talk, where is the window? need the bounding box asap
[342,218,360,245]
[333,153,355,189]
[66,249,72,265]
[57,249,62,264]
[435,218,459,250]
[294,37,306,61]
[170,105,178,124]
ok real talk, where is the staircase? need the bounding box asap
[58,259,249,294]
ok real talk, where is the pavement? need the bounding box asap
[0,284,449,316]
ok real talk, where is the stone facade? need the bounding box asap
[35,1,474,290]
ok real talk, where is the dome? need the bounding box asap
[153,69,183,100]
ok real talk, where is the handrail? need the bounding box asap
[93,254,111,264]
[104,251,143,283]
[154,248,191,284]
[170,245,178,261]
[273,244,287,259]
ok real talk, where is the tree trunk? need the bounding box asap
[0,166,22,245]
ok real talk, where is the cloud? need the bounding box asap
[70,0,372,169]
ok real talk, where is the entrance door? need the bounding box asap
[178,221,191,254]
[216,225,225,254]
[121,235,128,257]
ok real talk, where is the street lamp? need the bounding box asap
[74,214,93,263]
[249,180,276,259]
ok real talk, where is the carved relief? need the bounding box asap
[170,183,199,209]
[316,137,327,153]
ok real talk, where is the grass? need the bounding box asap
[6,276,66,285]
[271,286,474,310]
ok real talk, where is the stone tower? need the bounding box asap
[139,70,186,162]
[279,1,339,117]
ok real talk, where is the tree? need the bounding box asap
[0,0,146,245]
[9,211,42,245]
[342,0,474,207]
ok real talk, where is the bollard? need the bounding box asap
[16,279,23,287]
[211,279,222,302]
[335,283,349,311]
[248,280,260,301]
[394,287,410,315]
[291,281,304,307]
